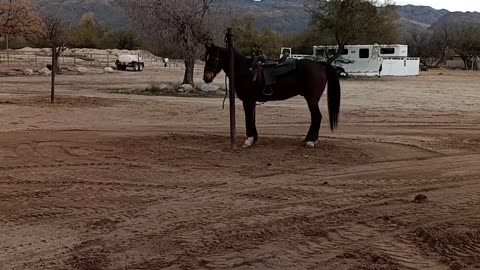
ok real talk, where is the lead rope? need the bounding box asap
[222,74,228,110]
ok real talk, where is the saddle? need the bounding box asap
[252,58,297,96]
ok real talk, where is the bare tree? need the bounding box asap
[447,22,480,70]
[407,25,450,68]
[116,0,217,86]
[42,15,67,103]
[311,0,399,63]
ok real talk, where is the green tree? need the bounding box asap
[100,28,143,50]
[282,28,327,55]
[311,0,399,63]
[232,15,283,58]
[69,11,104,48]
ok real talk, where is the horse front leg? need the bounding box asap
[243,100,258,148]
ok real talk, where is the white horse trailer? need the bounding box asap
[281,44,420,77]
[280,47,313,60]
[313,45,384,76]
[377,45,420,76]
[380,57,420,76]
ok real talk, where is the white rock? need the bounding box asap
[23,69,34,76]
[177,84,193,93]
[38,67,51,76]
[5,71,18,76]
[77,67,88,73]
[199,83,220,93]
[104,67,114,73]
[158,83,170,90]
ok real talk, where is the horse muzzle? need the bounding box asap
[203,72,215,83]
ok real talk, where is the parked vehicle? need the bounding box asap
[280,45,420,77]
[115,54,144,72]
[279,47,348,78]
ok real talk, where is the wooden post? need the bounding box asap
[6,34,9,68]
[51,50,56,104]
[226,28,236,150]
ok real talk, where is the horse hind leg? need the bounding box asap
[242,101,258,148]
[304,99,322,148]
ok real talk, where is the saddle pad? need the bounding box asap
[272,60,297,77]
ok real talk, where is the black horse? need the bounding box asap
[203,43,341,148]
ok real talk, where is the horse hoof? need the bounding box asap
[305,141,316,148]
[243,137,255,148]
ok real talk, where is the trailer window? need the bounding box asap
[315,49,326,57]
[381,48,395,55]
[328,49,337,56]
[341,49,349,55]
[359,49,370,58]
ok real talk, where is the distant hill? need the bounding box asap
[28,0,480,36]
[430,11,480,30]
[30,0,124,28]
[395,5,449,26]
[217,0,312,34]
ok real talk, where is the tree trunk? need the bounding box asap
[51,51,56,104]
[327,44,345,65]
[183,57,195,86]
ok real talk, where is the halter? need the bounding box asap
[205,47,222,74]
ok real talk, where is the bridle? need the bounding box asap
[208,47,229,110]
[206,48,221,75]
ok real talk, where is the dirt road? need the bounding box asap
[1,69,479,269]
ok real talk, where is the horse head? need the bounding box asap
[203,42,226,83]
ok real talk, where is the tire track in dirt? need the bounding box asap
[311,182,480,269]
[208,155,480,269]
[0,162,138,171]
[1,132,479,269]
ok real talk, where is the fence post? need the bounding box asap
[226,28,236,150]
[6,34,9,68]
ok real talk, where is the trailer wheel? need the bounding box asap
[139,64,144,71]
[133,63,139,72]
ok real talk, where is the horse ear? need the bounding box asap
[205,41,213,49]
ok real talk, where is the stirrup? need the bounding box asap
[263,86,273,96]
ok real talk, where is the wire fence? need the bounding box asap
[0,49,184,70]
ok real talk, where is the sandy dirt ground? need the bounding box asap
[0,68,479,270]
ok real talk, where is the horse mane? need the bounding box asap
[214,45,251,70]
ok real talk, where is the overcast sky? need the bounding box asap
[394,0,480,12]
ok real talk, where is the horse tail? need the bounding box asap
[323,63,341,131]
